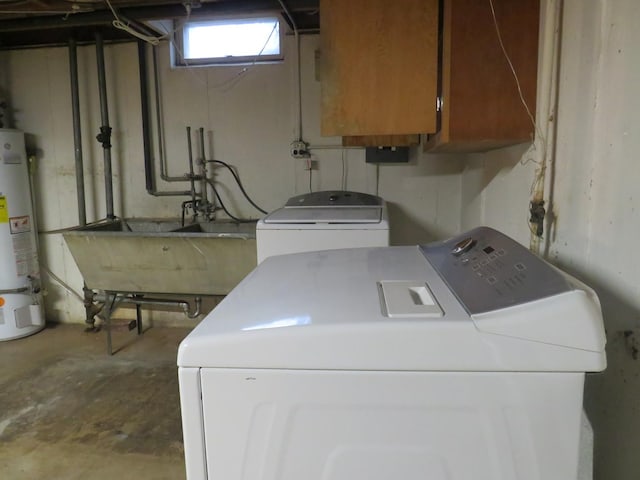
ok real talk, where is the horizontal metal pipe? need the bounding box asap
[148,190,193,196]
[0,287,29,294]
[94,293,202,318]
[307,145,364,150]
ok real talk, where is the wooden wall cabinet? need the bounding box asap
[425,0,540,152]
[320,0,439,140]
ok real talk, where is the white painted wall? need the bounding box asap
[460,1,640,478]
[0,34,463,325]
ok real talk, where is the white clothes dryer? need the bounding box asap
[178,226,606,480]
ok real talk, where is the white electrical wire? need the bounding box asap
[166,15,279,92]
[209,21,279,91]
[488,0,543,143]
[488,0,549,238]
[104,0,164,45]
[153,4,194,64]
[277,0,303,141]
[150,7,212,89]
[489,0,546,179]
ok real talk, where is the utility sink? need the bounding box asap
[63,218,257,295]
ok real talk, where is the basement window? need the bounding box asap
[174,16,282,67]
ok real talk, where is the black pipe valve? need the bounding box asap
[96,125,112,149]
[529,200,546,238]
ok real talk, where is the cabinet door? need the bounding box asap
[426,0,540,152]
[320,0,438,137]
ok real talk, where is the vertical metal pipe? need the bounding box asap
[186,126,197,213]
[137,40,154,193]
[139,45,191,197]
[198,127,208,215]
[152,46,166,179]
[153,46,175,182]
[95,32,115,219]
[68,38,86,226]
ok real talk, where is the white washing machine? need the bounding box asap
[256,190,389,263]
[178,226,606,480]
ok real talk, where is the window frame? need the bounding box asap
[172,14,284,68]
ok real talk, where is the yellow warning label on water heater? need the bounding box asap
[0,196,8,223]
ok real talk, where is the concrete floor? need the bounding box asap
[0,323,191,480]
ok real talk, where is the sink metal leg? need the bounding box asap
[105,293,117,356]
[96,291,197,355]
[106,308,112,356]
[135,300,142,335]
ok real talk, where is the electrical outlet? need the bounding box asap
[290,140,310,159]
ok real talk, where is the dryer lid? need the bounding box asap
[177,240,606,372]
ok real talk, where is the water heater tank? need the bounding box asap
[0,129,44,340]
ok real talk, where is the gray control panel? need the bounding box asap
[420,227,573,315]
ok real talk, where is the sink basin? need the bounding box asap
[63,218,257,295]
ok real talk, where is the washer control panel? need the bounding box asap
[420,227,573,315]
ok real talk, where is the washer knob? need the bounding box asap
[451,237,476,256]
